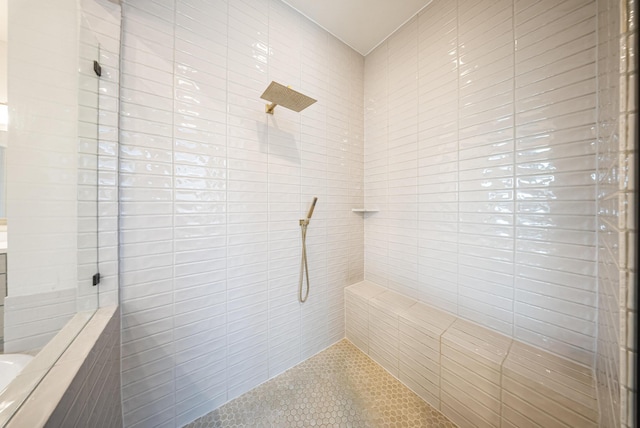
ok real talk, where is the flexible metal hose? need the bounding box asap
[298,221,310,303]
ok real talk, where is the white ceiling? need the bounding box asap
[282,0,432,56]
[0,0,430,53]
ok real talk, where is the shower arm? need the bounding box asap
[265,102,278,115]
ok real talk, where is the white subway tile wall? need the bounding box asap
[363,37,390,292]
[5,0,119,350]
[37,0,631,425]
[3,289,77,353]
[596,0,638,426]
[77,11,102,312]
[417,0,459,316]
[119,0,364,426]
[81,0,123,308]
[459,0,515,339]
[7,0,79,297]
[364,0,600,366]
[514,0,598,366]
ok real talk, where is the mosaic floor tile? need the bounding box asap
[186,339,456,428]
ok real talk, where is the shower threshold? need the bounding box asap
[186,339,455,427]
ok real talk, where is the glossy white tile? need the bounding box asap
[119,0,364,425]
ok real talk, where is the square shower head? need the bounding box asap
[260,81,317,114]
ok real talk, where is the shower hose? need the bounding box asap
[298,219,310,303]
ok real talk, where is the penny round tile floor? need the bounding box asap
[185,339,456,428]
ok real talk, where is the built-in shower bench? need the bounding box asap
[344,281,598,428]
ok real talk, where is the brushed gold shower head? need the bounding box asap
[261,81,317,114]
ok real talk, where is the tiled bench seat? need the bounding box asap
[345,280,598,428]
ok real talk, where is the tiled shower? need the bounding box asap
[31,0,635,426]
[119,1,364,426]
[366,0,601,365]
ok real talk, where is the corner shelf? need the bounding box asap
[352,208,379,213]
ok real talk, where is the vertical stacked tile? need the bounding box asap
[502,341,597,427]
[457,0,515,337]
[385,18,419,299]
[76,13,101,312]
[416,0,459,314]
[173,0,228,424]
[324,38,350,299]
[119,1,177,426]
[5,0,79,349]
[440,319,512,428]
[266,0,304,380]
[299,20,329,361]
[367,289,416,377]
[600,0,622,421]
[619,0,638,423]
[346,52,365,288]
[514,0,598,367]
[327,42,362,348]
[363,41,389,287]
[398,301,455,409]
[81,0,122,308]
[595,0,638,426]
[595,0,622,422]
[226,0,270,401]
[363,0,608,385]
[118,0,365,424]
[344,281,387,353]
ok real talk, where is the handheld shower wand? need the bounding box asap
[306,197,318,220]
[299,197,318,303]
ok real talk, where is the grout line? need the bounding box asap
[415,13,420,301]
[386,38,390,289]
[223,0,230,406]
[297,7,303,364]
[593,0,600,375]
[266,0,272,380]
[116,2,126,424]
[512,0,517,341]
[455,0,460,320]
[170,0,177,424]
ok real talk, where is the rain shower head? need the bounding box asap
[261,81,317,115]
